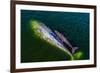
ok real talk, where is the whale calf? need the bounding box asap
[54,30,78,54]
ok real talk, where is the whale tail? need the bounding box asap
[72,47,78,54]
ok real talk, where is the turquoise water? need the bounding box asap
[21,10,89,63]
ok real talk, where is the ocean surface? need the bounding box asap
[21,10,89,63]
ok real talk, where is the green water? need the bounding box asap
[21,10,89,63]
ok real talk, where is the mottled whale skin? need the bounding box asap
[30,20,79,60]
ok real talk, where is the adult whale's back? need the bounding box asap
[30,20,74,60]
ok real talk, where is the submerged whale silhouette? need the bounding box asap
[54,30,78,53]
